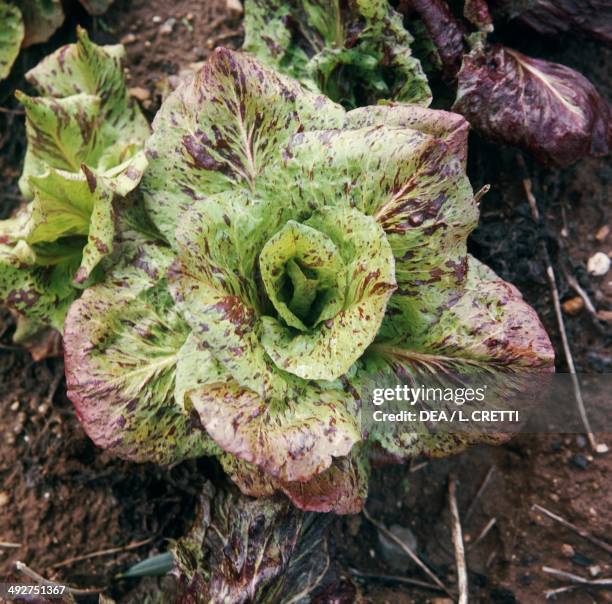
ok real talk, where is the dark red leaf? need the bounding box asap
[453,44,611,166]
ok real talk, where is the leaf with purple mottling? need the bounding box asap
[64,245,218,464]
[243,0,431,108]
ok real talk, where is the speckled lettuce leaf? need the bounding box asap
[221,448,370,514]
[0,29,150,341]
[0,2,24,81]
[243,0,431,108]
[491,0,612,43]
[142,47,344,244]
[64,244,218,464]
[19,0,64,47]
[187,379,360,483]
[173,483,359,604]
[361,256,554,459]
[20,27,150,196]
[22,152,148,284]
[453,44,611,166]
[0,239,77,330]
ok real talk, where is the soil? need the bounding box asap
[0,1,610,603]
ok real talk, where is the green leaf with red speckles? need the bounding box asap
[0,240,77,331]
[19,27,149,197]
[220,447,370,514]
[0,2,24,81]
[141,47,345,244]
[63,245,219,464]
[0,29,151,344]
[243,0,431,108]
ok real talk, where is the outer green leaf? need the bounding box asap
[64,245,218,464]
[141,47,344,243]
[0,2,24,81]
[20,27,150,196]
[17,92,104,174]
[358,256,554,460]
[0,240,77,330]
[243,0,431,108]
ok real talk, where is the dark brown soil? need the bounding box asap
[0,2,610,603]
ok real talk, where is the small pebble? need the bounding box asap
[186,12,194,20]
[571,453,589,469]
[589,564,601,577]
[226,0,243,15]
[587,252,610,276]
[595,225,609,242]
[144,41,152,48]
[575,435,587,448]
[159,17,176,36]
[129,86,151,102]
[0,492,9,508]
[120,33,137,45]
[550,493,559,502]
[562,296,584,315]
[561,543,575,558]
[152,15,162,23]
[9,400,19,412]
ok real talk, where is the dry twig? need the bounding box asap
[565,274,598,319]
[464,465,495,523]
[362,507,452,597]
[517,155,607,454]
[51,537,153,569]
[543,566,612,598]
[533,504,612,556]
[467,517,497,552]
[0,541,21,548]
[349,567,445,592]
[15,561,103,595]
[448,475,468,604]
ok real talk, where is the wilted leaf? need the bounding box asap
[453,44,611,166]
[20,0,64,47]
[173,482,361,603]
[79,0,115,16]
[0,2,24,81]
[243,0,431,107]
